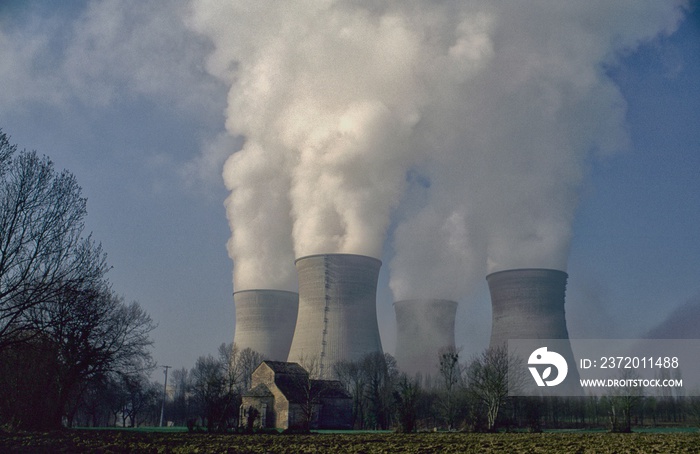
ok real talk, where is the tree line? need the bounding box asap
[139,343,700,433]
[333,346,700,433]
[378,346,700,433]
[62,342,263,430]
[0,130,156,430]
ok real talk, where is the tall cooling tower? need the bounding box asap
[487,268,580,390]
[233,290,299,361]
[487,268,572,346]
[394,299,457,379]
[287,254,383,378]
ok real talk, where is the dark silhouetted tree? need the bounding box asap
[0,331,60,430]
[393,373,421,433]
[334,359,366,429]
[118,373,161,427]
[0,130,156,430]
[30,284,155,428]
[168,368,191,426]
[438,346,461,429]
[189,343,242,431]
[361,352,397,430]
[293,353,322,431]
[0,130,108,352]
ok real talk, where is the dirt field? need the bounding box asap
[1,430,699,453]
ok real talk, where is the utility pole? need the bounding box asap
[159,365,171,427]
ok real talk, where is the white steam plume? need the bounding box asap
[222,141,297,291]
[388,1,688,300]
[188,2,473,290]
[188,1,688,295]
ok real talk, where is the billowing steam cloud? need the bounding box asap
[389,1,687,300]
[189,2,438,290]
[188,1,687,294]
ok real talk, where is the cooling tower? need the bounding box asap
[487,268,580,391]
[487,268,572,346]
[394,299,457,379]
[287,254,383,378]
[233,290,299,361]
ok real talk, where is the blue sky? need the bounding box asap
[1,2,698,374]
[566,13,700,341]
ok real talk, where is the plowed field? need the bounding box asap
[1,430,699,453]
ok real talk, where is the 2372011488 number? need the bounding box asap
[598,356,679,369]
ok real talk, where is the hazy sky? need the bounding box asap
[1,1,698,376]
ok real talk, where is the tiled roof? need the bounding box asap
[312,380,352,399]
[272,375,352,403]
[261,360,307,375]
[251,361,352,403]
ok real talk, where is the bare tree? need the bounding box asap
[361,352,397,430]
[0,282,155,429]
[237,346,266,392]
[606,369,643,433]
[688,396,700,429]
[72,376,112,427]
[0,131,108,351]
[438,346,462,429]
[393,373,421,433]
[190,354,226,431]
[117,373,161,427]
[334,359,366,429]
[293,353,322,431]
[333,353,397,430]
[0,131,13,172]
[466,345,522,431]
[33,285,155,428]
[218,343,244,426]
[0,131,157,430]
[168,368,191,426]
[189,343,242,431]
[295,353,321,379]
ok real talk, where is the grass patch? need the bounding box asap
[76,426,189,433]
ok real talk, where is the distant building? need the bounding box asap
[241,360,352,430]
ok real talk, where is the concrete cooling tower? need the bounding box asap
[233,290,299,361]
[394,299,457,379]
[487,268,572,346]
[287,254,383,378]
[487,268,580,391]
